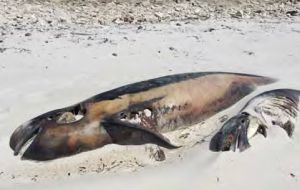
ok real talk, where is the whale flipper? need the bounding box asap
[102,118,179,149]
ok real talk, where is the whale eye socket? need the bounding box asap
[241,119,247,124]
[119,112,127,119]
[240,116,249,124]
[240,113,249,124]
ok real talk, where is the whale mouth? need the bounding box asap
[10,119,44,157]
[18,133,38,157]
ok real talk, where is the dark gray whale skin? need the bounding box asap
[9,72,275,161]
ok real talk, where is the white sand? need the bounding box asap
[0,19,300,189]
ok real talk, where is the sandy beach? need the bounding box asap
[1,0,300,189]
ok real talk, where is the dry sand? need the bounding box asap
[1,0,300,30]
[1,0,300,190]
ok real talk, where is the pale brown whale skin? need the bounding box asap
[9,72,276,161]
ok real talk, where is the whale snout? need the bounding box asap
[10,119,44,156]
[210,113,251,152]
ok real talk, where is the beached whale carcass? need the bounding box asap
[9,72,275,160]
[211,89,299,152]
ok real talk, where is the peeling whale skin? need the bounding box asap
[211,89,300,152]
[9,72,276,161]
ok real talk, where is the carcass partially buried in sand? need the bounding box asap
[211,89,300,152]
[9,72,275,161]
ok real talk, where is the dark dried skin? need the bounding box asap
[9,72,275,161]
[211,89,300,152]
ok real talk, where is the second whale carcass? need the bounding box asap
[211,89,300,152]
[10,72,275,160]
